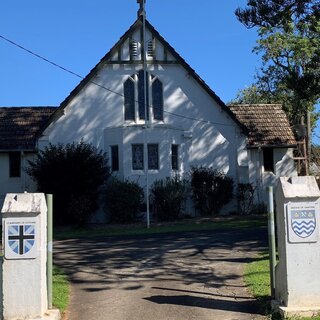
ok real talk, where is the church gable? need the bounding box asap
[44,16,241,134]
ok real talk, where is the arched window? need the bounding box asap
[124,77,135,120]
[123,71,163,122]
[138,70,149,120]
[152,78,163,120]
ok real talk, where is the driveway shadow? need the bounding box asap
[54,227,268,317]
[144,294,261,314]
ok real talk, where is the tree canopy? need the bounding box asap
[234,0,320,125]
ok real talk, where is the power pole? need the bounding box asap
[138,0,150,228]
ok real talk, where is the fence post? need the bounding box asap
[46,194,53,309]
[267,186,276,298]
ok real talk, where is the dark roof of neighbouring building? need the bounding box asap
[228,104,297,148]
[0,107,57,150]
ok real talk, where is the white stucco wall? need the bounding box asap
[0,153,37,209]
[41,58,242,193]
[248,148,296,203]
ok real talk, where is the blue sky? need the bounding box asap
[0,0,319,144]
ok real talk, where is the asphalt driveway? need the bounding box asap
[54,227,268,320]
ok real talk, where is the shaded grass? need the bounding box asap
[54,216,267,240]
[244,252,320,320]
[53,265,70,314]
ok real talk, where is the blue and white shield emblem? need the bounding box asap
[291,209,316,238]
[8,224,35,255]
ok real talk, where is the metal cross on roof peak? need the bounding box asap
[137,0,146,18]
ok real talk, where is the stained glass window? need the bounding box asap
[148,144,159,170]
[138,70,149,121]
[152,78,163,120]
[132,144,144,170]
[124,72,163,122]
[124,78,135,120]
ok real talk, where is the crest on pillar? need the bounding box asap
[8,224,35,255]
[291,209,316,238]
[4,219,38,259]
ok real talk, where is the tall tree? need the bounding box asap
[235,0,320,125]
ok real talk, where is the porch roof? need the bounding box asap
[229,104,296,148]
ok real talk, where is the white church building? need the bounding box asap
[0,5,297,218]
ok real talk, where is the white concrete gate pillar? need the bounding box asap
[275,176,320,317]
[1,193,48,319]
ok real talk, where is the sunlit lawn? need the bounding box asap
[244,253,320,320]
[53,265,70,314]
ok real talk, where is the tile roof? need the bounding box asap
[228,104,296,148]
[0,107,57,150]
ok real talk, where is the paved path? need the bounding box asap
[54,228,268,320]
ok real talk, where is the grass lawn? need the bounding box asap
[53,265,70,314]
[54,215,267,239]
[244,252,320,320]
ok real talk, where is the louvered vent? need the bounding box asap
[130,39,138,59]
[147,40,154,58]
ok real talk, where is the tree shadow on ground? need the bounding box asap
[144,295,261,314]
[54,227,268,315]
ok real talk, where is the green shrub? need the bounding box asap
[104,178,144,224]
[151,176,187,221]
[237,183,255,215]
[26,141,110,226]
[250,203,267,215]
[190,167,233,215]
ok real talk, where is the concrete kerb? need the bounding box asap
[272,300,320,319]
[7,309,60,320]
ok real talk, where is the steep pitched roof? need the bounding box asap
[41,16,245,133]
[228,104,296,148]
[0,107,57,150]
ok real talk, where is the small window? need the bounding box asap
[263,148,274,172]
[148,144,159,170]
[132,144,144,170]
[124,78,135,120]
[111,145,119,172]
[9,152,21,178]
[171,145,178,170]
[152,78,163,120]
